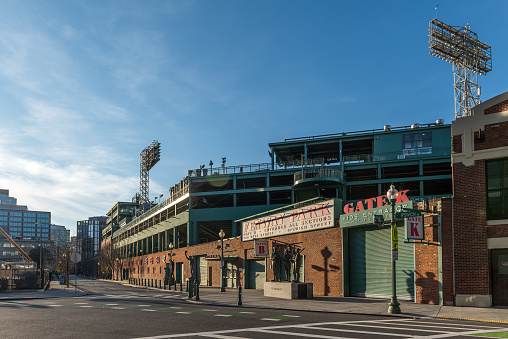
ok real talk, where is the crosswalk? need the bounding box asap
[0,299,302,322]
[131,318,508,338]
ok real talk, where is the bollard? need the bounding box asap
[196,281,200,301]
[180,280,183,291]
[186,279,189,292]
[238,284,242,306]
[188,281,193,299]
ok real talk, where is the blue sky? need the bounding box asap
[0,1,507,235]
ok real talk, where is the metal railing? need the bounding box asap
[114,185,190,238]
[187,158,326,177]
[283,123,449,142]
[342,147,451,164]
[294,168,342,183]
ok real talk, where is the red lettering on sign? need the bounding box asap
[344,203,354,214]
[343,190,410,214]
[410,222,419,237]
[259,246,266,254]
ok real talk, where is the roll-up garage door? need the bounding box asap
[349,224,414,300]
[248,259,266,290]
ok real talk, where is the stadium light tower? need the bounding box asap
[139,140,161,212]
[429,19,492,119]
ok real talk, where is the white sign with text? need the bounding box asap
[242,199,335,241]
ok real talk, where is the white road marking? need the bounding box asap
[130,318,503,339]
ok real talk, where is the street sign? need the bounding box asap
[71,253,81,263]
[395,210,422,219]
[406,216,424,240]
[392,249,398,260]
[254,240,268,256]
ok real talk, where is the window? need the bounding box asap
[10,212,22,217]
[9,217,22,222]
[487,158,508,219]
[402,132,432,155]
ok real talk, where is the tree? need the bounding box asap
[53,241,76,287]
[28,246,53,269]
[98,241,123,280]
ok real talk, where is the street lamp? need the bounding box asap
[168,242,175,290]
[219,228,226,292]
[387,184,401,314]
[36,222,43,288]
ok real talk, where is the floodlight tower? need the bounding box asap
[429,19,492,118]
[139,140,161,212]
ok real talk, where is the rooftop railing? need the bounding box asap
[294,168,342,184]
[282,122,449,142]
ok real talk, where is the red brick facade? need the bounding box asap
[121,226,343,296]
[474,121,508,151]
[452,134,462,154]
[452,160,490,295]
[484,99,508,115]
[414,199,453,305]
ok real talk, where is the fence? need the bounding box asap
[0,267,41,291]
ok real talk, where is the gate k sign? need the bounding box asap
[406,216,424,240]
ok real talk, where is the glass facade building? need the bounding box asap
[0,189,51,262]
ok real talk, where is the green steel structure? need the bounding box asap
[107,121,452,261]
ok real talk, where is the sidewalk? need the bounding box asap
[123,282,508,324]
[0,277,87,300]
[2,278,507,324]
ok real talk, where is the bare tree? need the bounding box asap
[53,241,76,287]
[98,242,125,280]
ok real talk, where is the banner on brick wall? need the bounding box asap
[242,199,337,241]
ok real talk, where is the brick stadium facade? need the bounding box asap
[107,91,508,307]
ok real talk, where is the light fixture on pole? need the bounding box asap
[387,184,401,314]
[219,228,226,292]
[36,222,43,288]
[168,242,175,290]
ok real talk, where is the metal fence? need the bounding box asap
[0,267,41,291]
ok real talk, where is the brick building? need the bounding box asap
[451,91,508,307]
[105,120,454,304]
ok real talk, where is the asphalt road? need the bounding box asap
[0,278,507,339]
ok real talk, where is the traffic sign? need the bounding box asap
[71,252,81,263]
[395,210,422,219]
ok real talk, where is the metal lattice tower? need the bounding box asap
[139,140,161,212]
[429,19,492,118]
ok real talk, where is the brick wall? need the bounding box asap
[122,226,344,296]
[452,161,490,295]
[414,198,453,305]
[452,134,462,154]
[474,121,508,151]
[487,224,508,238]
[484,99,508,115]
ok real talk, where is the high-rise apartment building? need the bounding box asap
[0,189,51,262]
[76,216,107,276]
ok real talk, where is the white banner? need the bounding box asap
[242,199,335,241]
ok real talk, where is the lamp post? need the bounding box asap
[219,228,226,292]
[36,222,43,288]
[168,242,175,289]
[387,184,401,314]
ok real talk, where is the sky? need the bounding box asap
[0,0,507,235]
